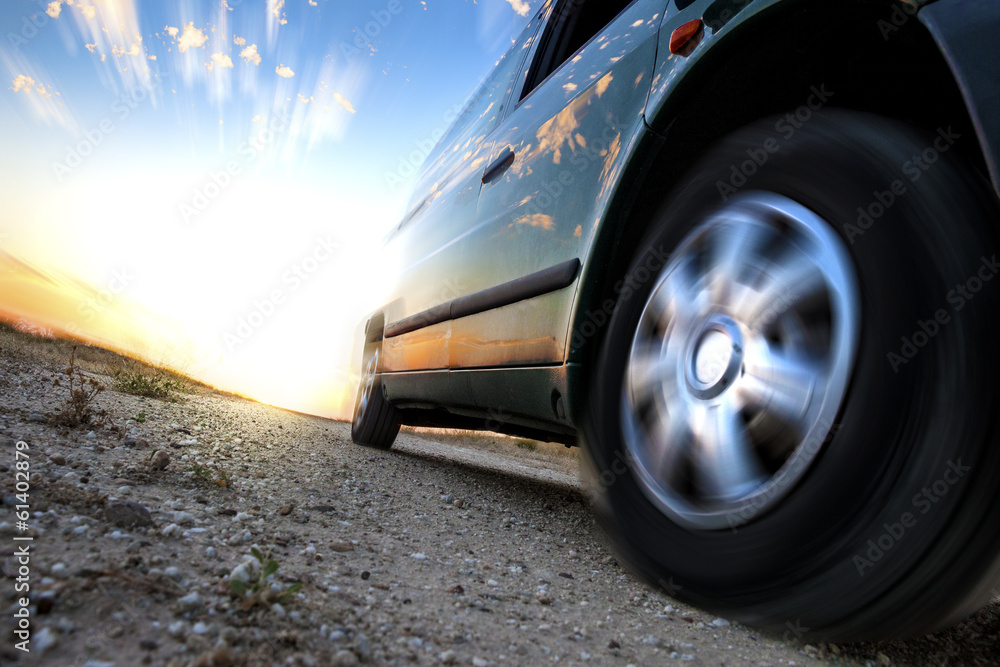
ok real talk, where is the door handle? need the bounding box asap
[482,147,516,184]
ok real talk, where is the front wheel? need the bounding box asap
[584,111,1000,640]
[351,337,400,449]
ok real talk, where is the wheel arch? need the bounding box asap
[567,0,995,383]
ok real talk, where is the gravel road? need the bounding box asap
[1,343,999,666]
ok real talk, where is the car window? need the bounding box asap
[520,0,636,100]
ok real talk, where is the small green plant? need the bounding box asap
[229,547,302,609]
[187,463,213,479]
[135,412,146,423]
[514,439,538,452]
[106,358,183,400]
[53,346,107,427]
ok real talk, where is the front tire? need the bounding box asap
[351,336,400,450]
[584,110,1000,640]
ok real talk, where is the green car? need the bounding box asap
[354,0,1000,640]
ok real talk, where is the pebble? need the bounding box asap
[711,617,731,627]
[161,523,182,537]
[50,563,69,579]
[179,592,202,610]
[411,552,428,560]
[168,620,186,637]
[278,503,294,516]
[192,621,210,635]
[105,501,154,528]
[332,649,359,666]
[49,453,66,465]
[149,450,171,470]
[271,603,286,618]
[171,511,197,526]
[473,658,488,667]
[28,413,48,423]
[34,626,57,653]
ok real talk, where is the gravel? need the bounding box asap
[2,346,999,665]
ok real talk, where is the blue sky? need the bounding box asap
[0,0,535,417]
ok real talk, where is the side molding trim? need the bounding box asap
[384,258,581,339]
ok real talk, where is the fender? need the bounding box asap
[918,0,1000,199]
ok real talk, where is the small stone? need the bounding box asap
[878,653,892,665]
[448,584,464,595]
[360,571,370,580]
[161,523,182,537]
[453,499,464,508]
[50,563,69,579]
[711,617,730,627]
[139,639,158,651]
[168,620,186,637]
[642,635,661,647]
[171,511,196,526]
[310,505,336,513]
[558,572,574,580]
[278,504,294,516]
[28,413,48,423]
[105,501,154,528]
[49,453,66,465]
[438,650,457,664]
[192,621,210,635]
[178,592,203,611]
[271,603,286,618]
[410,552,427,560]
[441,494,454,503]
[332,649,359,666]
[34,626,57,653]
[330,541,354,553]
[149,450,171,470]
[608,640,620,649]
[473,658,488,667]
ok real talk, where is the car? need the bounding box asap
[352,0,1000,641]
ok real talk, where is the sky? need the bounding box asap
[0,0,536,419]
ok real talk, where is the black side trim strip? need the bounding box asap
[384,258,581,339]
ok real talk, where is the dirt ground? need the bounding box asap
[1,331,999,666]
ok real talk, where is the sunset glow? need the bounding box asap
[1,0,533,418]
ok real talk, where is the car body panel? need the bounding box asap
[446,0,667,372]
[918,0,1000,199]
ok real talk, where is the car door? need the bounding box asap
[380,16,541,373]
[448,0,666,370]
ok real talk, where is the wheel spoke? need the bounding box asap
[627,342,674,406]
[706,219,774,305]
[739,342,825,427]
[650,255,706,329]
[735,248,825,329]
[644,403,693,487]
[693,402,767,500]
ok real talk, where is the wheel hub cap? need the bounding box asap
[620,193,861,530]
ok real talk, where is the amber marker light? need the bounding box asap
[670,18,704,56]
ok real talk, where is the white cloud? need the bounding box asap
[112,41,141,58]
[209,52,234,70]
[176,22,208,53]
[46,2,62,18]
[333,92,355,114]
[275,64,294,78]
[240,44,261,66]
[505,0,530,17]
[233,36,246,46]
[270,0,288,25]
[165,25,179,38]
[78,4,96,20]
[84,42,96,52]
[11,74,36,93]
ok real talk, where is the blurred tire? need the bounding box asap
[351,332,400,449]
[583,110,1000,640]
